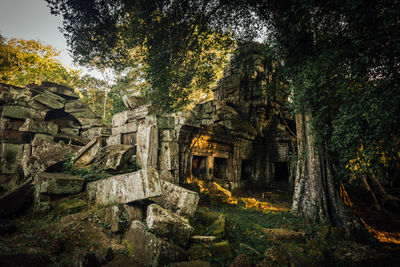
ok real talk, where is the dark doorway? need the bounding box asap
[274,162,289,182]
[241,160,252,181]
[192,155,207,179]
[214,157,228,180]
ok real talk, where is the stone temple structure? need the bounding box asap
[109,62,296,190]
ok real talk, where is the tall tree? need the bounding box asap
[0,35,81,87]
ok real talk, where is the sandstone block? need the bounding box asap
[160,129,176,142]
[40,81,79,99]
[36,172,84,194]
[107,135,121,146]
[64,100,87,113]
[124,220,188,267]
[32,92,64,109]
[20,118,58,136]
[2,105,46,120]
[157,116,175,129]
[122,95,148,109]
[0,129,27,144]
[0,143,24,159]
[96,144,135,172]
[136,122,158,168]
[111,122,138,135]
[112,110,129,127]
[159,142,179,170]
[126,105,150,121]
[75,117,103,127]
[123,202,144,222]
[60,127,80,136]
[75,136,105,167]
[146,204,194,246]
[87,168,162,205]
[32,134,54,146]
[152,180,199,217]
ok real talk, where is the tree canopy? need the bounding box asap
[0,35,81,87]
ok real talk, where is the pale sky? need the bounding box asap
[0,0,101,78]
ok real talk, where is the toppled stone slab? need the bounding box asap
[87,168,161,205]
[152,180,199,217]
[36,172,84,195]
[124,220,188,267]
[146,204,194,246]
[75,136,106,167]
[40,81,79,99]
[32,91,65,109]
[97,145,135,172]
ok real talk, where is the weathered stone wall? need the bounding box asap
[110,59,296,191]
[0,82,106,191]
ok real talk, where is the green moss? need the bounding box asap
[123,239,134,257]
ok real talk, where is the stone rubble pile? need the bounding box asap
[0,82,107,192]
[87,167,200,266]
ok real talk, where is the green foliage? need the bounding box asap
[62,153,110,182]
[0,35,81,87]
[46,0,235,111]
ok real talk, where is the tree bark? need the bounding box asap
[291,113,348,226]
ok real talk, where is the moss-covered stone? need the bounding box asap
[54,198,87,215]
[210,241,232,258]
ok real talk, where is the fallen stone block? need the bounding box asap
[40,81,79,99]
[32,92,65,109]
[19,118,58,136]
[36,172,84,194]
[152,180,199,217]
[123,203,144,222]
[124,220,188,267]
[100,205,130,233]
[87,168,162,205]
[146,204,194,246]
[75,136,106,167]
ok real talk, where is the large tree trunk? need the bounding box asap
[291,114,348,226]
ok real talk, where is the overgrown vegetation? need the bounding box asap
[61,153,110,182]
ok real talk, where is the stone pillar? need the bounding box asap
[206,156,214,180]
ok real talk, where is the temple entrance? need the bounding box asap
[213,157,228,180]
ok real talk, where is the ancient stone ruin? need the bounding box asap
[0,81,106,191]
[108,62,296,191]
[0,59,298,266]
